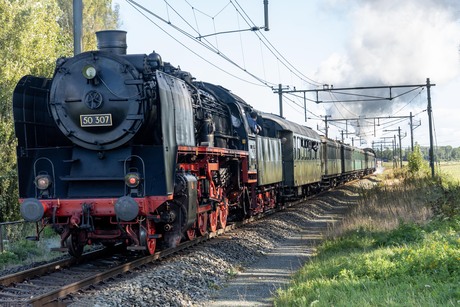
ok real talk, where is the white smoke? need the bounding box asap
[315,0,460,144]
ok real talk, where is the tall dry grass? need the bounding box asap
[327,169,434,238]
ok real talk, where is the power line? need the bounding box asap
[231,0,324,87]
[166,0,310,88]
[164,0,324,88]
[127,0,275,87]
[392,88,424,115]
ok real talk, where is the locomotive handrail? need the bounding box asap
[177,145,249,157]
[214,132,239,140]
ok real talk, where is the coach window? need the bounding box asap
[305,140,310,160]
[305,140,308,160]
[294,137,297,160]
[312,141,318,159]
[299,139,302,160]
[295,137,297,160]
[305,140,309,160]
[302,139,307,160]
[301,138,305,160]
[304,139,308,160]
[292,137,295,159]
[298,138,302,160]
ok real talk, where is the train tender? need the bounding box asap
[14,30,375,257]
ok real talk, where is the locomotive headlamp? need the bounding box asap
[82,65,97,79]
[125,172,141,188]
[34,175,52,190]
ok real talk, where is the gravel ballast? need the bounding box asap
[62,183,362,306]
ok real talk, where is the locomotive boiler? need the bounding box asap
[14,30,375,257]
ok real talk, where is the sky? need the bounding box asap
[112,0,460,148]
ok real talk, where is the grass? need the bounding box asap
[328,168,434,236]
[0,237,63,269]
[275,221,460,306]
[275,168,460,307]
[0,225,63,270]
[438,161,460,181]
[384,160,460,182]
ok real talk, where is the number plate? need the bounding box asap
[80,114,113,127]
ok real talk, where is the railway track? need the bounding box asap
[0,185,348,307]
[0,234,213,306]
[0,205,290,306]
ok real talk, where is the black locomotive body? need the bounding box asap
[14,30,375,257]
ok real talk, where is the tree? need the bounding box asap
[0,0,63,115]
[0,0,63,221]
[57,0,120,52]
[452,147,460,160]
[0,0,120,221]
[380,148,394,162]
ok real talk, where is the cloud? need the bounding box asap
[319,0,460,85]
[315,0,460,142]
[350,1,460,84]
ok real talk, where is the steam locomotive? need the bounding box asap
[14,30,375,257]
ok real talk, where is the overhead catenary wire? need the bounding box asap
[392,88,424,115]
[126,0,331,132]
[164,0,322,88]
[126,0,275,87]
[230,0,324,87]
[165,0,325,88]
[281,94,323,120]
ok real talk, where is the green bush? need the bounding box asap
[375,221,425,246]
[429,175,460,219]
[0,250,19,266]
[9,240,42,260]
[407,145,430,176]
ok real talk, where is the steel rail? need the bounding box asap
[0,247,110,287]
[1,179,361,306]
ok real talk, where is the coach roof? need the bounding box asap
[261,113,321,140]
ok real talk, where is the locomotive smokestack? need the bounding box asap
[96,30,127,55]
